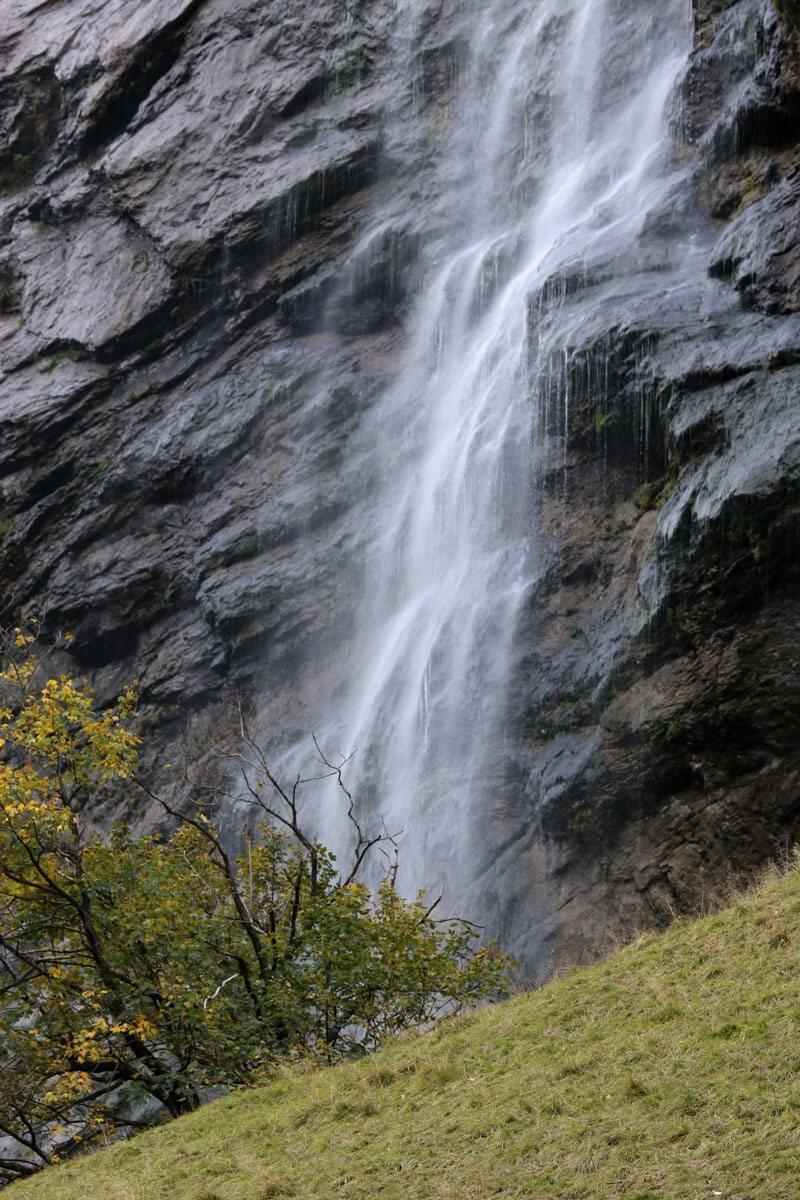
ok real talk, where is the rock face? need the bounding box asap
[0,0,798,971]
[519,0,800,968]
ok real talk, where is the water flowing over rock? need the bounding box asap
[1,0,798,972]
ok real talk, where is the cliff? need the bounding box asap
[0,0,798,970]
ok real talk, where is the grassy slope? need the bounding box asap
[12,865,800,1200]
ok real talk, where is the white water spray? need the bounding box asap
[291,0,696,939]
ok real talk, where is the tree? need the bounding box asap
[0,629,508,1183]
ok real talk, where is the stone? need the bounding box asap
[0,0,798,975]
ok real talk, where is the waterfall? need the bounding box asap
[284,0,696,953]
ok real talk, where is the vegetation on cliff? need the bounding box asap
[0,632,505,1183]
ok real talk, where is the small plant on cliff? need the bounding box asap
[0,630,507,1184]
[0,154,33,196]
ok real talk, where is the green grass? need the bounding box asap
[11,862,800,1200]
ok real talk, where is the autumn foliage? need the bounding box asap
[0,630,507,1183]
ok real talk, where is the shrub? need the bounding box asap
[0,630,507,1183]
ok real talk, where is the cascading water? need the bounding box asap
[287,0,697,956]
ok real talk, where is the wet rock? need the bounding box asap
[14,214,173,349]
[0,0,798,976]
[710,171,800,311]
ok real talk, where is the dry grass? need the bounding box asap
[10,859,800,1200]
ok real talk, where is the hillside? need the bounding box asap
[10,862,800,1200]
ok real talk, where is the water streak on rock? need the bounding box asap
[300,0,697,926]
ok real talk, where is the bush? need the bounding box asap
[0,629,507,1183]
